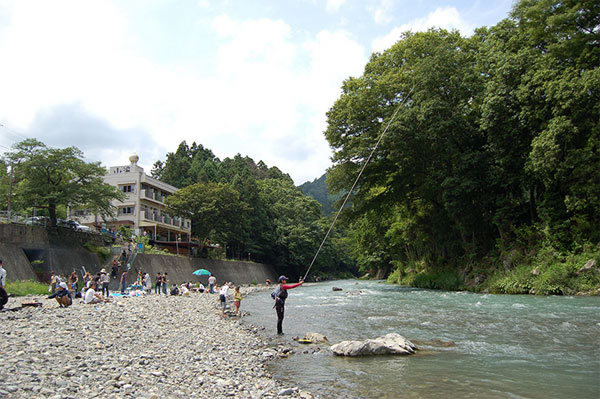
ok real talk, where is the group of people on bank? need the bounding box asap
[2,256,304,336]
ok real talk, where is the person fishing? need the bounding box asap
[272,275,303,335]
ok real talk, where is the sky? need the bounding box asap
[0,0,514,185]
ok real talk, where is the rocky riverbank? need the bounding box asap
[0,288,314,398]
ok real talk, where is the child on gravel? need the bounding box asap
[234,286,242,316]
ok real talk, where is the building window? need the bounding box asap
[119,206,135,215]
[121,184,135,193]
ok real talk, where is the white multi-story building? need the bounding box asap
[74,154,191,243]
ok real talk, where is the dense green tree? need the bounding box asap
[478,0,600,245]
[164,181,250,249]
[4,139,124,226]
[257,178,334,277]
[326,29,490,263]
[151,141,218,188]
[151,138,357,276]
[325,0,599,280]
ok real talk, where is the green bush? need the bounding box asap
[387,265,463,290]
[484,243,600,295]
[5,280,49,296]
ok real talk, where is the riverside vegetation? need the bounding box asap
[323,0,599,295]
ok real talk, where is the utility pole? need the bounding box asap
[7,163,13,222]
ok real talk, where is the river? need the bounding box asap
[242,279,600,399]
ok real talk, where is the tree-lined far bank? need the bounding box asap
[324,0,599,294]
[155,141,356,279]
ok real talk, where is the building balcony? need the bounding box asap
[142,211,190,231]
[141,189,164,204]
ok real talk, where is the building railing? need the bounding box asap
[142,210,190,231]
[141,189,164,203]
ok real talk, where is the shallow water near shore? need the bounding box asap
[243,279,600,399]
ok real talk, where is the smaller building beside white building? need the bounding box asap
[74,154,191,243]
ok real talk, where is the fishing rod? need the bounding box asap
[302,89,414,282]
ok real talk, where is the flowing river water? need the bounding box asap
[242,279,600,399]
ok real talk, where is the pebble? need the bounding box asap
[0,288,312,398]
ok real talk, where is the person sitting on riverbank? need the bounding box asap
[170,285,179,296]
[198,283,205,293]
[47,282,72,308]
[180,283,190,296]
[84,283,106,304]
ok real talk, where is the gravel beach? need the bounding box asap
[0,288,313,399]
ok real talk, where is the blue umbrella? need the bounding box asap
[192,269,211,276]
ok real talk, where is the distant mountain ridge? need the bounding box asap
[299,173,336,216]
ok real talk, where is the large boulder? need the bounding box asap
[303,332,328,343]
[577,259,597,275]
[330,333,417,356]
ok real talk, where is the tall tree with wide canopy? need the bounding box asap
[164,181,249,249]
[5,139,124,226]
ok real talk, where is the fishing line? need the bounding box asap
[302,89,413,282]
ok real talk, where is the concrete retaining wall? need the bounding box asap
[191,258,278,286]
[21,247,102,283]
[0,242,38,281]
[130,254,278,288]
[0,224,278,288]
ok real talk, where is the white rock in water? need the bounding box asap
[303,332,328,343]
[330,333,417,356]
[278,387,298,396]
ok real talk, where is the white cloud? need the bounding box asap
[326,0,347,13]
[0,1,367,184]
[372,6,475,52]
[369,0,394,25]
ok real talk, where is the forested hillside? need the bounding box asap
[299,173,336,216]
[324,0,599,294]
[153,142,356,279]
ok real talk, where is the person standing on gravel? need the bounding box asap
[208,274,216,294]
[0,285,8,310]
[69,271,78,294]
[0,259,6,288]
[219,282,230,317]
[144,272,151,294]
[162,273,168,295]
[120,271,128,294]
[49,271,58,293]
[234,286,242,316]
[100,269,110,297]
[273,276,303,335]
[155,272,162,294]
[0,259,7,310]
